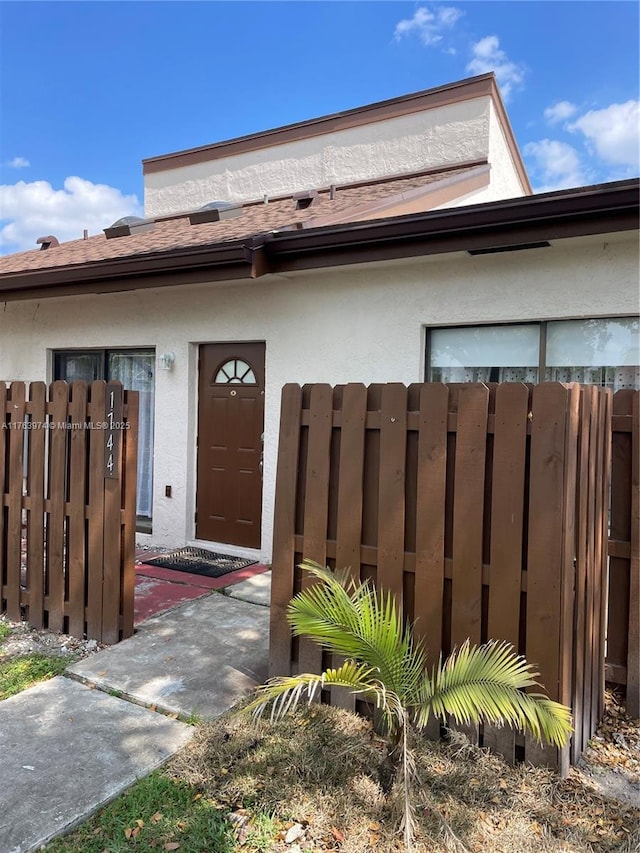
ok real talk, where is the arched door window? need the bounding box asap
[214,358,257,384]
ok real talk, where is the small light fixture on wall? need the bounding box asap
[157,351,175,371]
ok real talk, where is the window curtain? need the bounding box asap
[429,325,540,384]
[432,366,539,383]
[107,352,155,518]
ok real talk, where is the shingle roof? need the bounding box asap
[0,165,479,275]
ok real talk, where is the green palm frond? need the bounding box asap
[413,641,572,748]
[287,560,427,698]
[245,660,404,729]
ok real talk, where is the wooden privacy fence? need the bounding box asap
[0,380,138,644]
[270,381,616,772]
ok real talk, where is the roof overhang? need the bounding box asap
[266,180,639,272]
[0,180,637,302]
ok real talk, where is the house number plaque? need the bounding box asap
[104,382,123,479]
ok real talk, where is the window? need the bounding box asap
[426,318,639,391]
[53,349,155,530]
[214,358,256,384]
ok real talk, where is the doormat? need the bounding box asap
[143,547,257,578]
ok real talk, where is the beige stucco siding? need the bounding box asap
[0,232,637,561]
[144,98,493,217]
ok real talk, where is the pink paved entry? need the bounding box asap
[134,551,270,625]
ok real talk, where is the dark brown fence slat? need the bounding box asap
[627,393,640,718]
[102,383,124,644]
[574,387,592,760]
[6,383,26,621]
[526,383,570,769]
[335,384,367,578]
[26,382,46,629]
[485,383,529,764]
[414,383,448,655]
[299,384,333,676]
[586,389,600,743]
[377,384,408,605]
[47,381,68,632]
[269,384,302,677]
[270,384,303,678]
[333,383,367,711]
[0,383,6,612]
[67,382,87,637]
[591,389,605,735]
[450,384,488,747]
[413,383,448,740]
[121,390,139,639]
[598,390,613,720]
[86,381,106,641]
[558,384,579,777]
[450,384,488,650]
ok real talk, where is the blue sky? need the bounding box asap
[1,0,638,254]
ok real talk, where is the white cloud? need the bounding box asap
[544,101,578,125]
[568,100,640,170]
[523,139,589,192]
[0,176,142,254]
[466,35,524,100]
[394,6,462,47]
[7,156,30,169]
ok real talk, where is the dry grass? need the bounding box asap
[169,701,640,853]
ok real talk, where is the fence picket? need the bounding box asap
[414,384,448,660]
[0,382,6,612]
[102,383,124,644]
[68,382,87,637]
[121,390,139,639]
[574,387,592,759]
[299,383,333,677]
[377,384,408,605]
[451,384,488,649]
[484,383,529,764]
[626,393,639,718]
[6,382,26,621]
[333,383,367,711]
[26,382,46,629]
[47,381,68,632]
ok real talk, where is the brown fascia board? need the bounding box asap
[0,241,254,301]
[486,77,532,195]
[142,74,497,174]
[265,180,640,270]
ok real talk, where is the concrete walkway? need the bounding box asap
[0,581,271,853]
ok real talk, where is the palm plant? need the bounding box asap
[247,560,572,848]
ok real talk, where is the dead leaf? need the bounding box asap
[164,844,180,851]
[124,827,133,839]
[150,811,163,823]
[331,827,345,843]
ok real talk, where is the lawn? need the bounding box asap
[43,700,640,853]
[0,616,79,700]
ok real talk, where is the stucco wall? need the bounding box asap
[144,98,492,217]
[432,101,528,209]
[0,232,636,561]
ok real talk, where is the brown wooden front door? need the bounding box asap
[196,342,265,548]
